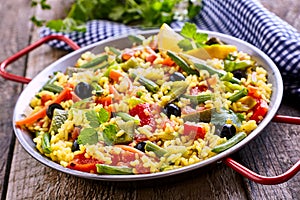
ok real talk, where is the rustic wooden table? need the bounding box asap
[0,1,299,199]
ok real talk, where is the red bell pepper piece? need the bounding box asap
[183,122,206,140]
[67,153,103,173]
[250,99,269,123]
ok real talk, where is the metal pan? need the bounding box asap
[1,30,299,184]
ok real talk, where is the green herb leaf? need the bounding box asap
[85,110,100,128]
[77,128,98,145]
[177,38,193,51]
[98,108,109,123]
[180,22,197,39]
[103,124,118,145]
[211,108,242,134]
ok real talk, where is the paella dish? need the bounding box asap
[15,23,272,175]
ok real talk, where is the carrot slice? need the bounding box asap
[114,145,145,156]
[109,69,123,82]
[15,87,72,126]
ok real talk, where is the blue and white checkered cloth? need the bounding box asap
[40,0,300,98]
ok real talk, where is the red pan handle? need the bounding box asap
[0,35,80,84]
[225,115,300,185]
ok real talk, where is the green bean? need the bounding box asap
[108,46,121,56]
[181,93,213,104]
[96,164,133,175]
[130,73,159,93]
[167,51,199,75]
[43,84,63,93]
[145,141,167,157]
[115,112,140,125]
[90,82,103,96]
[211,132,247,153]
[41,132,52,154]
[79,55,108,68]
[228,88,248,102]
[224,60,253,72]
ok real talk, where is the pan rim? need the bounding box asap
[13,29,283,181]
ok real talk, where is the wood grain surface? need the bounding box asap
[1,1,299,200]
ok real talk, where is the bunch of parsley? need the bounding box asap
[31,0,202,32]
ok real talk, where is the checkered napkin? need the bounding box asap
[40,0,300,98]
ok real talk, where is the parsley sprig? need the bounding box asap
[31,0,202,32]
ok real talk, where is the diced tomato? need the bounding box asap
[40,94,53,106]
[190,85,208,95]
[146,54,157,63]
[67,153,103,173]
[183,122,206,140]
[250,99,269,123]
[129,103,156,130]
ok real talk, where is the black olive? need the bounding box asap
[46,103,64,119]
[232,70,247,79]
[220,124,236,139]
[205,37,223,45]
[164,103,181,118]
[169,72,185,82]
[71,140,80,152]
[135,141,146,152]
[74,82,94,99]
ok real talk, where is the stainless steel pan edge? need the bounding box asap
[12,30,283,181]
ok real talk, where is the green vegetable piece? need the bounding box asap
[115,112,140,125]
[96,164,133,175]
[79,55,108,69]
[103,64,120,77]
[145,141,167,157]
[167,81,189,101]
[43,84,63,93]
[181,108,213,123]
[108,46,121,56]
[179,53,241,84]
[167,51,199,75]
[224,60,253,72]
[128,35,145,45]
[223,81,243,92]
[228,88,248,102]
[121,58,139,71]
[130,73,159,93]
[41,132,52,154]
[77,128,98,145]
[211,132,247,153]
[49,109,68,133]
[90,82,103,96]
[181,93,213,104]
[115,120,135,144]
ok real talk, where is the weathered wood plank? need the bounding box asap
[3,0,300,200]
[0,0,34,197]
